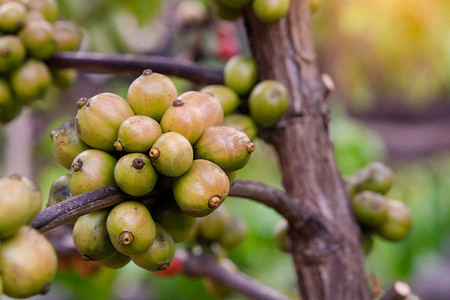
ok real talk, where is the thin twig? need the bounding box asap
[32,180,312,233]
[178,250,293,300]
[380,281,411,300]
[45,52,224,85]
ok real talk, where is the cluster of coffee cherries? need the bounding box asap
[273,162,413,254]
[0,0,82,124]
[204,54,289,136]
[0,173,58,299]
[48,69,256,273]
[210,0,290,23]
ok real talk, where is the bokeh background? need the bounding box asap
[1,0,449,299]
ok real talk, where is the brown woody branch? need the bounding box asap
[178,250,293,300]
[45,52,224,85]
[32,180,313,233]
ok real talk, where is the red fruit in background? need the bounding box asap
[154,254,183,277]
[215,23,241,60]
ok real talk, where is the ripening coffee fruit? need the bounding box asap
[0,2,27,32]
[194,126,255,172]
[114,115,162,153]
[127,69,178,122]
[210,0,241,21]
[106,201,156,255]
[151,199,196,243]
[351,191,387,229]
[273,218,289,252]
[0,35,26,72]
[160,99,205,144]
[173,159,230,217]
[114,153,158,196]
[75,93,135,151]
[200,85,240,115]
[0,78,21,124]
[131,223,175,272]
[224,55,258,95]
[197,205,229,241]
[72,209,116,261]
[25,0,59,23]
[0,174,42,238]
[222,114,258,141]
[53,20,82,51]
[249,80,289,127]
[150,132,194,177]
[99,251,130,269]
[0,226,57,299]
[18,19,56,59]
[47,174,72,208]
[348,162,394,196]
[10,59,52,105]
[67,149,117,196]
[218,218,248,249]
[178,91,224,127]
[51,68,78,89]
[375,199,412,241]
[253,0,290,23]
[50,119,91,169]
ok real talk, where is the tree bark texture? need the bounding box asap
[243,2,371,299]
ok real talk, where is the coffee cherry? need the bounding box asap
[98,251,130,269]
[114,153,158,196]
[10,59,52,105]
[218,218,248,249]
[160,99,205,144]
[130,223,175,272]
[51,68,78,89]
[352,191,387,229]
[0,1,27,32]
[0,35,26,72]
[18,19,56,59]
[150,132,193,177]
[253,0,290,23]
[154,253,183,277]
[50,119,91,169]
[67,149,117,196]
[194,126,254,172]
[249,80,289,127]
[47,174,72,208]
[375,199,412,241]
[53,20,82,51]
[200,85,240,115]
[178,91,224,127]
[151,199,196,243]
[0,78,21,124]
[222,114,258,141]
[273,218,289,252]
[115,115,162,153]
[224,55,258,95]
[219,0,251,9]
[210,0,241,21]
[106,201,156,255]
[173,159,230,217]
[0,226,57,299]
[127,69,177,122]
[75,93,135,152]
[24,0,59,23]
[347,162,394,196]
[73,209,116,261]
[197,205,229,241]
